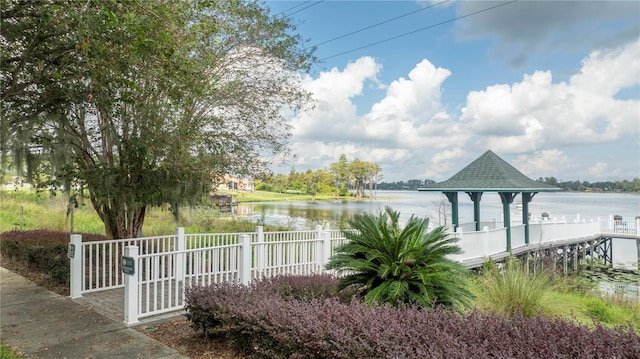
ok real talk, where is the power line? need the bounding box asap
[314,0,451,47]
[320,0,518,61]
[276,1,313,16]
[287,1,325,17]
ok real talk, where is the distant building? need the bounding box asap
[217,175,254,192]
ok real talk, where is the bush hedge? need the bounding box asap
[185,275,640,359]
[0,229,106,286]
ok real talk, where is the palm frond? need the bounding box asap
[327,207,473,309]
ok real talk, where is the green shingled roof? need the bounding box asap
[418,150,560,192]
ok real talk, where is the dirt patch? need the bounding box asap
[137,319,248,359]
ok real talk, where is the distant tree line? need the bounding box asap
[377,179,437,190]
[255,154,382,198]
[376,177,640,192]
[536,177,640,192]
[256,166,639,195]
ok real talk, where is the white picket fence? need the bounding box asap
[69,216,639,325]
[69,225,348,324]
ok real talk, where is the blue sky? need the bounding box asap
[265,0,639,182]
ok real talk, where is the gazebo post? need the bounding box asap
[499,192,517,251]
[467,192,483,231]
[443,192,459,231]
[522,192,536,244]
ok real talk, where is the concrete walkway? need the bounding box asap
[0,267,189,359]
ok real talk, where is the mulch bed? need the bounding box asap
[137,319,248,359]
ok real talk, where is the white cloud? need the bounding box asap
[292,56,381,141]
[512,150,570,178]
[363,60,455,147]
[286,57,462,177]
[421,148,465,179]
[282,39,639,182]
[588,162,609,177]
[460,39,640,154]
[571,40,640,97]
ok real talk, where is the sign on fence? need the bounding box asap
[122,256,135,275]
[67,243,75,259]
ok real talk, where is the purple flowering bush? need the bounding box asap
[185,275,640,359]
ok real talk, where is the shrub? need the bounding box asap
[0,229,106,286]
[326,206,473,310]
[185,276,640,359]
[252,273,348,302]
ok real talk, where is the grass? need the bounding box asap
[219,189,400,202]
[0,188,289,236]
[545,287,640,328]
[0,343,22,359]
[0,188,104,234]
[472,259,552,318]
[471,259,640,329]
[221,189,350,202]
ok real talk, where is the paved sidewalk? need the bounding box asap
[0,267,189,359]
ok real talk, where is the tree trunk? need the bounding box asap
[96,198,147,239]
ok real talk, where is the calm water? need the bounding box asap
[235,191,640,267]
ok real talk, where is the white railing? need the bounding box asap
[68,233,177,296]
[116,229,341,324]
[69,215,639,324]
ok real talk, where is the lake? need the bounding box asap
[235,191,640,267]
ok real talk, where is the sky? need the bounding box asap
[264,0,640,183]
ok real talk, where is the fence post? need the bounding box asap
[123,245,140,326]
[176,227,185,283]
[608,214,613,232]
[255,226,264,278]
[69,234,83,299]
[239,234,252,285]
[320,230,332,270]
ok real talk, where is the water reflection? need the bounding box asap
[236,200,385,230]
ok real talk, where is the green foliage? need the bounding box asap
[0,189,104,234]
[326,206,473,310]
[474,258,551,318]
[2,0,315,239]
[255,154,383,198]
[0,189,286,236]
[0,230,106,286]
[0,344,23,359]
[536,177,640,192]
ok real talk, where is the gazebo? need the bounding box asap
[418,150,560,250]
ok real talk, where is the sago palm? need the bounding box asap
[326,206,473,310]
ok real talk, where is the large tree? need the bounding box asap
[329,153,349,197]
[1,0,314,239]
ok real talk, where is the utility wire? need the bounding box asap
[314,0,451,47]
[276,1,313,16]
[321,0,518,61]
[287,1,325,17]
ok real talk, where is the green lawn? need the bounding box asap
[0,188,293,235]
[0,343,22,359]
[220,189,351,202]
